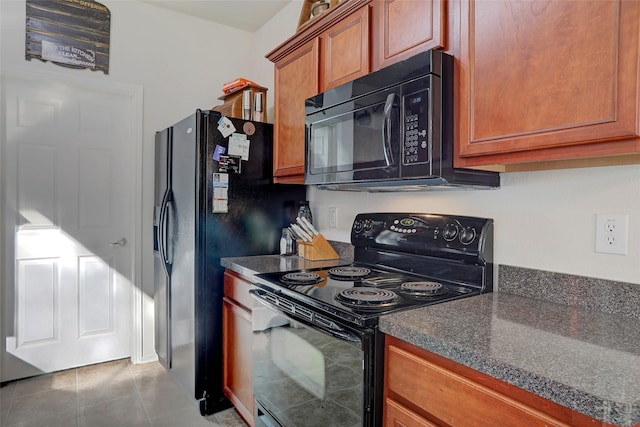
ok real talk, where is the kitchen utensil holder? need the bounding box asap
[297,234,339,261]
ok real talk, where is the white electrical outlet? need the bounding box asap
[329,207,338,228]
[595,214,628,255]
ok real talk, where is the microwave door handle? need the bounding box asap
[382,93,396,166]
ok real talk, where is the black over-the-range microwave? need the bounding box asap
[304,50,500,191]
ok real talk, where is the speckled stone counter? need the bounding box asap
[220,240,353,279]
[380,278,640,426]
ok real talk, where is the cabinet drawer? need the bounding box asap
[386,344,568,427]
[385,397,438,427]
[223,270,254,310]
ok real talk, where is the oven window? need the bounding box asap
[253,314,364,427]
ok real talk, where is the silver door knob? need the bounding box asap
[109,238,127,247]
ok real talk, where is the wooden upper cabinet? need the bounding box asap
[455,0,640,168]
[373,0,445,70]
[272,39,319,183]
[321,5,370,90]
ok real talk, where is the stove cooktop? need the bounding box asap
[254,264,479,326]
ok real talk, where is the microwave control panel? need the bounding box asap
[403,89,430,165]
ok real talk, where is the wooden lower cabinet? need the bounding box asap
[222,271,255,426]
[385,397,439,427]
[384,336,635,427]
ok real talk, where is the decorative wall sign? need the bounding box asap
[25,0,111,74]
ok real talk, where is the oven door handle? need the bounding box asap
[250,290,362,343]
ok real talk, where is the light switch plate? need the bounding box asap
[329,207,338,228]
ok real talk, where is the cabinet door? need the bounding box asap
[373,0,445,70]
[222,297,254,426]
[386,342,569,427]
[273,39,319,183]
[321,5,370,90]
[385,397,439,427]
[456,0,640,167]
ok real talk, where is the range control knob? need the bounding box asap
[459,227,476,245]
[442,223,458,241]
[353,220,363,233]
[363,219,373,232]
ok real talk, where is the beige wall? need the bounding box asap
[308,167,640,285]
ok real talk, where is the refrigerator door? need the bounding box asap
[168,112,199,403]
[153,127,172,369]
[204,114,300,258]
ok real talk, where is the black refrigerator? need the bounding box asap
[153,110,305,415]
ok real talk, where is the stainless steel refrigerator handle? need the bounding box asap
[158,190,172,273]
[157,187,172,367]
[382,93,397,166]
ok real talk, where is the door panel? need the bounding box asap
[17,144,57,228]
[78,149,112,229]
[78,255,114,336]
[2,74,136,381]
[16,259,59,346]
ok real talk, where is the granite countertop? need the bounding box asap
[220,254,350,279]
[380,292,640,426]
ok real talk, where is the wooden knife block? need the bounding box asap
[297,234,340,260]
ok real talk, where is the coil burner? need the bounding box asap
[336,287,400,310]
[328,266,371,280]
[399,281,448,299]
[281,272,323,285]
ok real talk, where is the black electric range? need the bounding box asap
[250,213,494,427]
[253,212,494,328]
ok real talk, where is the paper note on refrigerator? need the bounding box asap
[212,172,229,213]
[217,116,236,138]
[228,133,250,161]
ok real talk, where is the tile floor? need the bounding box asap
[0,359,248,427]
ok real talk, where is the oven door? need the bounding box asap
[250,289,378,427]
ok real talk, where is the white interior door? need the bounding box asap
[2,72,138,381]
